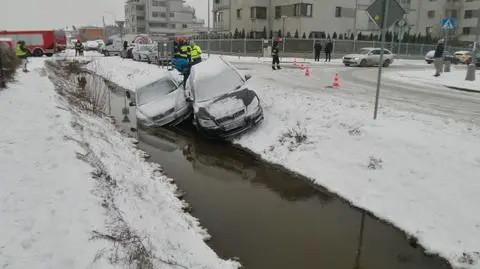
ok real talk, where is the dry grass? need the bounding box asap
[0,46,21,89]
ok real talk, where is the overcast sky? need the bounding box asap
[0,0,209,30]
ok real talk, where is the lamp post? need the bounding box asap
[207,0,211,56]
[281,15,287,38]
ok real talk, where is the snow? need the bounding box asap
[0,58,239,269]
[82,53,480,269]
[384,66,480,92]
[207,96,245,118]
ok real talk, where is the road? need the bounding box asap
[230,60,480,125]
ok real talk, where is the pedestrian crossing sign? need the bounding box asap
[440,17,456,30]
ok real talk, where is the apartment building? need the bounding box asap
[212,0,479,41]
[125,0,206,37]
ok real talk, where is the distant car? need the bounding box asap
[454,50,472,64]
[342,47,395,67]
[186,56,263,139]
[126,73,191,127]
[147,42,171,65]
[425,50,459,64]
[132,44,154,62]
[84,41,100,51]
[466,51,480,67]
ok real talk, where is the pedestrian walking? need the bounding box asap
[15,41,29,72]
[433,39,445,77]
[271,37,281,70]
[314,41,322,62]
[325,39,333,62]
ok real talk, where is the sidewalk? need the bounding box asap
[0,59,239,269]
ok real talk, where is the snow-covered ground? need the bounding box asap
[384,66,480,92]
[82,53,480,269]
[0,58,239,269]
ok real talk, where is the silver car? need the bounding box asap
[132,44,154,62]
[343,47,395,67]
[126,73,191,127]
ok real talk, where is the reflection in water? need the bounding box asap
[105,82,452,269]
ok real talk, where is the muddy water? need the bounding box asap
[99,78,451,269]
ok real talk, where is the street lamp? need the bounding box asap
[281,15,287,38]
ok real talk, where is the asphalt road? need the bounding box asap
[231,61,480,125]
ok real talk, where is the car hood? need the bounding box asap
[138,90,182,118]
[343,54,364,58]
[195,88,258,119]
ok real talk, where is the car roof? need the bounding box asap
[360,47,391,51]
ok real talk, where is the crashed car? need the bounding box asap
[185,56,264,138]
[126,73,191,127]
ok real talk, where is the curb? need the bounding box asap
[445,85,480,94]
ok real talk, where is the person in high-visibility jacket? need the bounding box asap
[178,38,192,88]
[16,41,29,72]
[190,41,202,65]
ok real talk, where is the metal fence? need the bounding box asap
[193,38,470,59]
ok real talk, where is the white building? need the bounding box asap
[125,0,206,37]
[212,0,480,41]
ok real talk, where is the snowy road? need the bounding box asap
[229,61,480,125]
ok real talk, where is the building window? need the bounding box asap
[237,9,242,19]
[294,3,312,17]
[169,12,174,17]
[465,10,473,19]
[462,27,472,35]
[152,0,166,7]
[152,11,166,17]
[275,6,281,19]
[136,5,145,11]
[182,24,188,28]
[335,7,342,17]
[250,6,267,19]
[170,24,176,29]
[427,10,435,18]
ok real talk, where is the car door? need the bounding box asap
[368,49,381,65]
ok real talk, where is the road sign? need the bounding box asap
[367,0,406,29]
[440,17,457,30]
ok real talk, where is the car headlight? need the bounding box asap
[198,118,217,128]
[246,97,260,115]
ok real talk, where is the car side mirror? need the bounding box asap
[125,91,131,99]
[129,101,136,106]
[245,74,252,81]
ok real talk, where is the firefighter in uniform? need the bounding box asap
[271,37,281,70]
[16,41,29,72]
[189,40,202,66]
[74,40,83,56]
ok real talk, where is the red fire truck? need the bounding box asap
[0,30,56,57]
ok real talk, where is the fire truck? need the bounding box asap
[0,30,56,57]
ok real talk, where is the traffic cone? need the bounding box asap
[305,66,310,76]
[300,63,305,70]
[332,73,340,88]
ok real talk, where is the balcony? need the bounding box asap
[213,22,229,31]
[213,0,230,11]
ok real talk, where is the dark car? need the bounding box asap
[185,56,264,139]
[425,50,459,64]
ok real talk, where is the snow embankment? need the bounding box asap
[83,54,480,268]
[384,66,480,93]
[0,58,239,269]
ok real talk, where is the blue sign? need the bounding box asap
[440,17,457,30]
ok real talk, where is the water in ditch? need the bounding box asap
[82,71,452,269]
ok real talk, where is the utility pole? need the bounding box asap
[268,0,273,39]
[207,0,211,56]
[475,8,480,65]
[353,0,358,52]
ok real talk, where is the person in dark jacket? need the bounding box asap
[433,39,445,77]
[271,37,281,70]
[325,39,333,62]
[314,41,322,62]
[75,40,83,56]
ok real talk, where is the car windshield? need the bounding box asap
[194,64,244,102]
[359,49,371,54]
[137,78,177,106]
[138,45,153,51]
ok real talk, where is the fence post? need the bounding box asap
[230,38,233,53]
[244,37,246,56]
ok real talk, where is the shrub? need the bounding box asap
[0,46,21,89]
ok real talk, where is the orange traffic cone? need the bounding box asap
[305,67,311,76]
[332,73,340,88]
[300,64,305,70]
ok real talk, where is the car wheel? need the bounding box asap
[104,51,110,56]
[344,64,350,67]
[426,60,433,64]
[33,48,43,57]
[360,59,367,67]
[383,59,391,67]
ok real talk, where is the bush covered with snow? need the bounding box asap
[0,46,21,88]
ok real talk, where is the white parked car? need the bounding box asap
[126,73,191,127]
[84,41,100,51]
[132,44,155,62]
[343,47,395,67]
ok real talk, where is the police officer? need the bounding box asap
[271,37,281,70]
[178,38,192,88]
[190,40,202,65]
[15,40,29,72]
